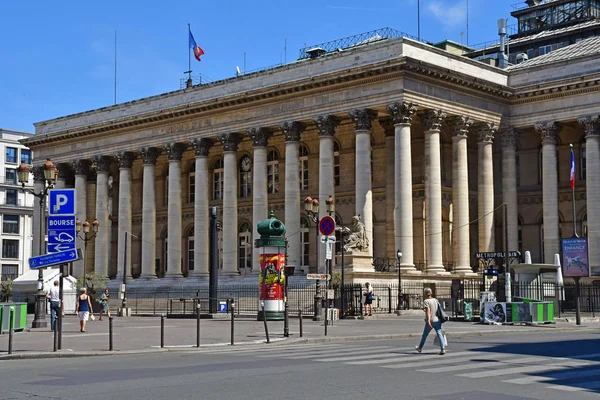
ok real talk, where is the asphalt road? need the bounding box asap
[0,331,599,400]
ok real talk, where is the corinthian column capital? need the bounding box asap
[115,151,135,169]
[387,102,417,125]
[498,127,519,149]
[349,108,377,131]
[139,147,161,164]
[449,115,473,138]
[422,109,447,131]
[248,127,273,147]
[535,121,561,144]
[313,115,340,137]
[165,142,188,161]
[474,122,497,143]
[92,156,112,172]
[191,138,213,157]
[578,116,600,137]
[280,121,305,142]
[218,133,242,152]
[70,159,90,175]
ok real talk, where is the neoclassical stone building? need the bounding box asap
[23,31,600,283]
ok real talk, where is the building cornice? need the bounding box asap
[23,57,513,149]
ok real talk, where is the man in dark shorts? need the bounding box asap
[363,282,373,316]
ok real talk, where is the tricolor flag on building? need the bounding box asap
[570,143,576,189]
[189,28,204,62]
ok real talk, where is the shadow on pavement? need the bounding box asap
[472,339,600,393]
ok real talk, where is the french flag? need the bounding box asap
[570,144,576,189]
[189,30,204,62]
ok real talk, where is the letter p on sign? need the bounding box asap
[49,189,76,216]
[54,195,68,213]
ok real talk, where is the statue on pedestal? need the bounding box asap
[343,215,369,252]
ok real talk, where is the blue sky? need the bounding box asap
[1,0,519,133]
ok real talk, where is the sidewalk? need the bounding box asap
[0,313,596,360]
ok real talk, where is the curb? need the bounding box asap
[0,325,596,361]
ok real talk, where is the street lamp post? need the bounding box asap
[75,218,99,290]
[17,159,58,329]
[304,196,322,321]
[396,250,403,311]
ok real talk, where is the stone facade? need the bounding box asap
[24,37,600,282]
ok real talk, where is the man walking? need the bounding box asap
[45,280,60,331]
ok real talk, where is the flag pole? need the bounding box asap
[570,143,578,238]
[187,23,192,83]
[114,30,117,105]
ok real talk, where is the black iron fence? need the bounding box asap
[109,281,600,318]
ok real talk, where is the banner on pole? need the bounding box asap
[561,238,590,277]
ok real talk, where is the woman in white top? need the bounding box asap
[415,287,446,355]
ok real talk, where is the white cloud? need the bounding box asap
[427,0,467,29]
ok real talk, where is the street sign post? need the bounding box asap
[29,249,79,270]
[319,216,335,236]
[49,189,76,216]
[307,273,331,280]
[47,216,76,253]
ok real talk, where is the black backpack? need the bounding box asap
[436,301,449,323]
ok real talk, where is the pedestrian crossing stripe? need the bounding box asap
[199,343,600,394]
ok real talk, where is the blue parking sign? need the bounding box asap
[49,189,76,216]
[219,301,227,313]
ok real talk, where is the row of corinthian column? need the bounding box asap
[36,103,552,279]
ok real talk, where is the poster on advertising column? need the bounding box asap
[561,238,590,277]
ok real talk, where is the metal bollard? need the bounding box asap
[53,320,58,352]
[196,304,201,348]
[8,309,14,354]
[261,302,270,344]
[359,301,364,319]
[57,312,62,350]
[160,315,165,348]
[230,299,235,346]
[299,309,303,338]
[109,317,114,351]
[388,287,392,313]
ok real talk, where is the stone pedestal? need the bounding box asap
[345,252,375,273]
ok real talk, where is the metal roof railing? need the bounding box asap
[298,27,424,59]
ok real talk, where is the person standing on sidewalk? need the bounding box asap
[75,287,94,332]
[99,288,111,320]
[415,287,446,355]
[363,282,374,316]
[45,280,60,331]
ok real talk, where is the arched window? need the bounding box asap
[300,217,310,269]
[299,145,309,191]
[213,158,224,200]
[239,222,252,271]
[267,150,279,194]
[239,155,252,198]
[189,164,196,203]
[334,142,340,187]
[187,229,194,271]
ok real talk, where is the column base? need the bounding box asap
[400,265,422,275]
[138,274,159,279]
[454,268,478,277]
[163,273,184,279]
[189,272,210,278]
[425,265,450,275]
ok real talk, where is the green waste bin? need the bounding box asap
[0,302,27,333]
[464,302,473,322]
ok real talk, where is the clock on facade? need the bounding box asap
[241,156,251,172]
